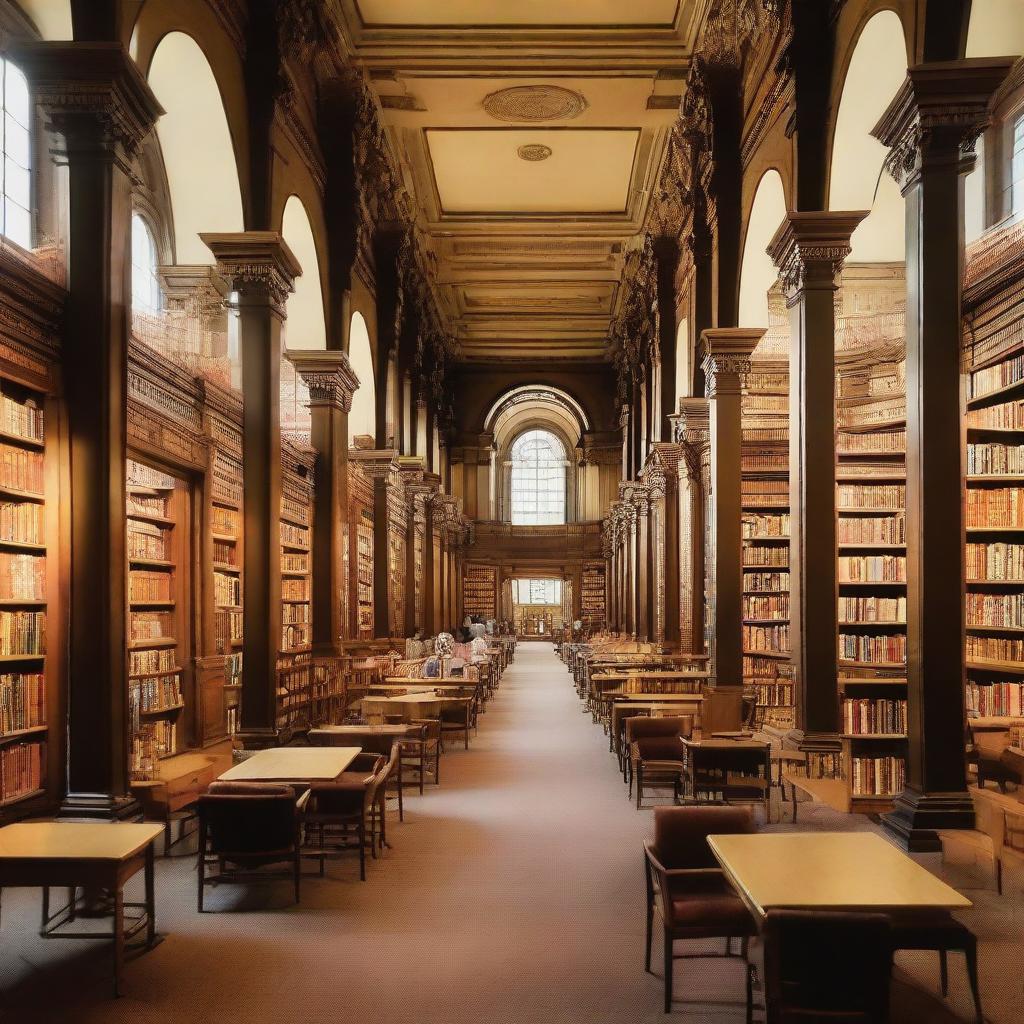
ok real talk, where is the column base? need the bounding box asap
[59,792,141,822]
[235,728,281,751]
[881,789,975,852]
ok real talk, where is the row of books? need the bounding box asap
[837,396,905,429]
[966,635,1024,663]
[0,500,43,546]
[0,672,44,733]
[0,394,43,442]
[129,673,182,714]
[128,521,167,561]
[966,487,1024,528]
[1,739,43,801]
[743,594,789,620]
[0,610,44,656]
[280,522,310,548]
[743,624,789,652]
[742,427,787,443]
[838,514,905,545]
[743,654,787,679]
[965,680,1024,717]
[743,545,789,567]
[129,647,176,676]
[745,371,788,391]
[838,555,906,583]
[126,493,166,519]
[750,681,794,706]
[967,442,1024,476]
[742,479,788,504]
[130,720,175,778]
[850,755,906,797]
[839,633,906,663]
[967,541,1024,580]
[837,429,905,453]
[282,579,308,602]
[742,514,789,537]
[836,484,905,509]
[129,610,173,641]
[837,596,906,623]
[967,400,1024,431]
[839,461,905,478]
[226,609,242,641]
[282,603,310,626]
[0,553,44,600]
[225,651,242,686]
[742,453,787,471]
[841,698,907,735]
[131,569,173,603]
[968,352,1024,400]
[610,679,702,695]
[213,540,236,565]
[966,592,1024,629]
[282,553,308,573]
[744,572,790,593]
[281,623,310,649]
[212,506,239,535]
[0,445,43,494]
[214,571,240,607]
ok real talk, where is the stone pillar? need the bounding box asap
[768,212,866,738]
[702,329,763,687]
[288,350,359,653]
[645,444,682,648]
[203,233,300,745]
[625,484,652,642]
[872,58,1014,849]
[350,450,400,640]
[18,42,162,817]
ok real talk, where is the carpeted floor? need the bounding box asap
[0,642,1017,1022]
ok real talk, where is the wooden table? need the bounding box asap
[708,832,972,920]
[218,747,360,784]
[0,822,164,996]
[309,724,413,754]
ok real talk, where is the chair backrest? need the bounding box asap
[691,743,770,778]
[634,735,686,763]
[199,782,297,855]
[652,804,755,869]
[348,752,386,776]
[763,909,892,1022]
[413,717,442,743]
[628,716,688,742]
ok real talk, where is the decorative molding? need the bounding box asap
[701,329,763,399]
[482,85,587,123]
[766,211,868,299]
[286,348,360,412]
[200,232,301,318]
[517,144,552,162]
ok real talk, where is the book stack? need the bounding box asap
[966,541,1024,580]
[0,553,44,600]
[966,592,1024,629]
[967,487,1024,528]
[966,680,1024,717]
[842,698,907,735]
[129,647,176,675]
[0,501,43,545]
[967,441,1024,475]
[128,521,167,559]
[0,445,43,494]
[1,739,43,802]
[0,610,44,656]
[850,755,906,796]
[838,633,906,664]
[214,571,241,607]
[838,555,906,582]
[129,673,182,713]
[0,393,43,441]
[838,596,906,623]
[0,672,45,733]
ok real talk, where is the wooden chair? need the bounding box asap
[626,716,690,794]
[762,909,892,1023]
[197,782,302,910]
[400,718,442,792]
[687,743,772,825]
[643,805,757,1014]
[440,695,474,751]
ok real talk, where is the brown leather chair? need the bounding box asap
[197,782,302,911]
[633,735,687,809]
[643,805,757,1014]
[762,909,892,1022]
[626,716,691,794]
[303,753,385,881]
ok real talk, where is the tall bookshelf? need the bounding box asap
[212,498,243,737]
[464,563,497,620]
[834,264,909,812]
[581,562,606,631]
[126,459,189,781]
[0,377,52,816]
[963,217,1024,731]
[351,463,375,640]
[280,493,312,656]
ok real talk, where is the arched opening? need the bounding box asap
[0,57,31,250]
[131,213,162,314]
[348,310,375,444]
[281,195,326,351]
[674,316,689,405]
[509,428,567,526]
[148,32,244,264]
[738,169,787,328]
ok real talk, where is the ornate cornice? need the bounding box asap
[766,211,868,300]
[286,348,360,412]
[701,329,763,399]
[669,397,711,480]
[349,447,400,481]
[201,232,301,319]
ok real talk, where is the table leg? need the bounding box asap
[113,888,124,998]
[40,886,49,934]
[145,843,156,946]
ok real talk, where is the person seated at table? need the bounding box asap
[469,633,489,664]
[424,655,441,678]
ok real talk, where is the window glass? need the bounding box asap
[131,213,162,313]
[510,428,566,525]
[1012,112,1024,216]
[512,579,562,605]
[1,60,31,248]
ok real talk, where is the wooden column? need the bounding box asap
[768,212,866,738]
[873,59,1014,849]
[703,329,763,687]
[288,350,359,653]
[203,233,299,745]
[645,444,682,649]
[19,43,161,818]
[628,485,652,642]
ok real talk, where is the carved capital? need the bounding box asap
[872,59,1015,190]
[286,349,360,412]
[349,448,399,480]
[201,232,301,319]
[766,211,868,300]
[701,328,762,398]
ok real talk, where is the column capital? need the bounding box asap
[767,211,868,301]
[201,232,301,318]
[872,58,1015,190]
[286,349,360,412]
[669,397,711,480]
[701,328,763,399]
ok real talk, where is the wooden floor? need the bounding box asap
[0,642,1014,1022]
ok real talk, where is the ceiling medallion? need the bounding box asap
[517,144,552,162]
[482,85,587,123]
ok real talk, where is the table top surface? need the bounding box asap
[708,832,972,917]
[0,822,164,861]
[380,679,477,687]
[611,692,705,702]
[361,692,448,705]
[684,738,768,749]
[309,724,411,736]
[593,671,710,681]
[219,747,361,782]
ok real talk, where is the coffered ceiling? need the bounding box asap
[337,1,701,362]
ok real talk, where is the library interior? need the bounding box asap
[1,1,1024,1022]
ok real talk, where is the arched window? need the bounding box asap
[1,58,31,249]
[131,213,161,313]
[510,429,566,525]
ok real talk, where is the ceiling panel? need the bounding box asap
[355,1,680,28]
[426,129,639,215]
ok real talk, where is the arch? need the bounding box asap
[509,428,568,526]
[16,1,72,39]
[131,212,162,313]
[281,195,326,350]
[828,11,908,261]
[674,316,690,404]
[483,384,590,435]
[348,310,375,443]
[148,32,244,265]
[738,169,787,328]
[0,57,31,250]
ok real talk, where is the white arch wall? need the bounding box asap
[148,33,244,265]
[18,1,72,39]
[281,195,326,351]
[348,311,375,442]
[674,317,689,405]
[828,11,907,261]
[738,169,787,328]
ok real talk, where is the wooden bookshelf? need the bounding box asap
[280,480,312,656]
[581,562,606,631]
[464,563,497,621]
[351,465,374,641]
